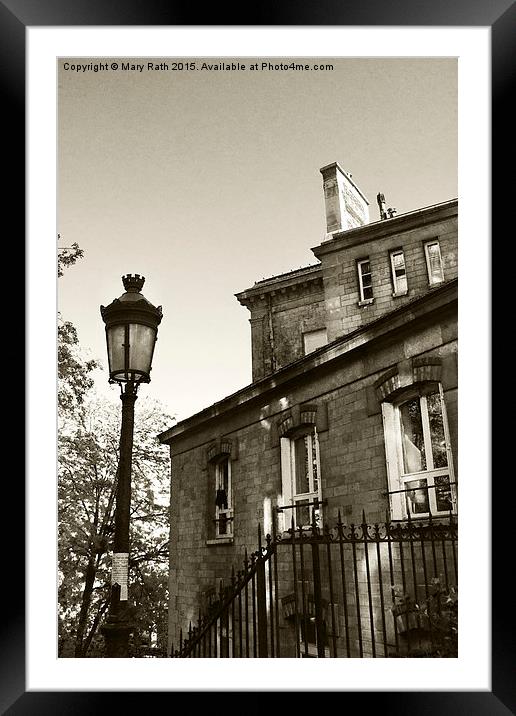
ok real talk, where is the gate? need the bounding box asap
[171,510,457,658]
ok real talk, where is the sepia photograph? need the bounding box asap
[57,55,460,662]
[3,0,506,705]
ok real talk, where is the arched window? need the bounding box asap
[214,455,232,538]
[206,439,235,541]
[381,382,456,520]
[280,424,322,530]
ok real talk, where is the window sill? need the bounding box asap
[357,298,374,307]
[206,537,234,546]
[392,290,408,298]
[389,513,457,525]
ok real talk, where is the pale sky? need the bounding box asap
[58,57,457,422]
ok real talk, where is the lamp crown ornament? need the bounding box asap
[122,274,145,292]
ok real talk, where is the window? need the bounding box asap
[424,241,444,285]
[390,249,408,295]
[381,384,456,520]
[215,456,232,538]
[303,328,328,355]
[298,616,329,658]
[280,426,322,529]
[357,259,374,303]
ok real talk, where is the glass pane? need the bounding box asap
[300,617,317,646]
[426,391,448,468]
[406,478,429,514]
[217,458,230,493]
[426,243,443,283]
[311,436,318,492]
[360,261,370,275]
[128,324,156,375]
[362,272,372,288]
[107,325,126,376]
[392,252,405,269]
[295,499,311,527]
[218,512,229,535]
[294,436,310,495]
[435,474,453,512]
[362,285,373,299]
[399,398,426,473]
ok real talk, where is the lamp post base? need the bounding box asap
[101,585,135,658]
[101,612,134,658]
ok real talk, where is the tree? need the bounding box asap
[58,394,172,657]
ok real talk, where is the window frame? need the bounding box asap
[214,455,233,539]
[389,248,408,296]
[357,258,374,303]
[424,240,444,285]
[280,425,322,531]
[381,383,457,521]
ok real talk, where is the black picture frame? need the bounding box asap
[9,0,508,712]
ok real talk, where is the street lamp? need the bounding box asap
[99,274,162,657]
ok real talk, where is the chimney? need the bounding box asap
[320,162,369,237]
[377,192,397,220]
[377,193,388,220]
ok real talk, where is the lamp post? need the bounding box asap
[99,274,162,657]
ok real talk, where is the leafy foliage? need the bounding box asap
[58,320,99,418]
[390,579,458,658]
[58,238,84,277]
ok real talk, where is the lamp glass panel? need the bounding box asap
[128,323,156,375]
[107,324,126,376]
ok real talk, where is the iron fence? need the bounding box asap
[171,510,457,658]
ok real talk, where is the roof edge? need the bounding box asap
[159,278,457,445]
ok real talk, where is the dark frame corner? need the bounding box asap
[9,0,510,712]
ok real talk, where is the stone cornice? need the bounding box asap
[235,264,323,307]
[312,199,458,257]
[158,278,457,445]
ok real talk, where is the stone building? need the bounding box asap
[159,162,458,657]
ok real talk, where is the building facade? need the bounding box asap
[159,162,458,657]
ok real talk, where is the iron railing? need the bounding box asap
[171,509,457,658]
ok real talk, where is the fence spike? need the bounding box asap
[258,523,262,551]
[362,509,367,525]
